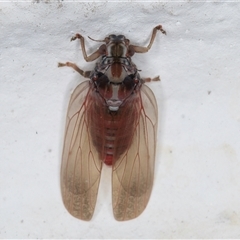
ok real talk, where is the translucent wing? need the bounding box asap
[61,81,102,221]
[112,84,158,221]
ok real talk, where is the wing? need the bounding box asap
[112,84,158,221]
[61,81,102,221]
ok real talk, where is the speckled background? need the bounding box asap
[1,1,240,238]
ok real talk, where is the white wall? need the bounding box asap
[1,1,240,238]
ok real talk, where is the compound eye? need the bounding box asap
[117,35,124,40]
[109,34,116,40]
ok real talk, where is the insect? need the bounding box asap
[58,25,166,221]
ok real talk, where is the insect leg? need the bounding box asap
[142,76,160,82]
[58,62,91,78]
[130,25,166,54]
[71,33,107,62]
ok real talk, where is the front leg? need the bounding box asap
[130,25,166,54]
[71,34,107,62]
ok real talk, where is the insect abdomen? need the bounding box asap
[88,92,137,165]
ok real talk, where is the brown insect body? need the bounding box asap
[88,80,140,166]
[88,35,143,165]
[59,25,166,221]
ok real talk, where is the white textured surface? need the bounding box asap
[1,1,240,238]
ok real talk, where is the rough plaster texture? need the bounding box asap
[1,1,240,238]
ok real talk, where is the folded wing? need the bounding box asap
[112,84,158,221]
[61,81,102,221]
